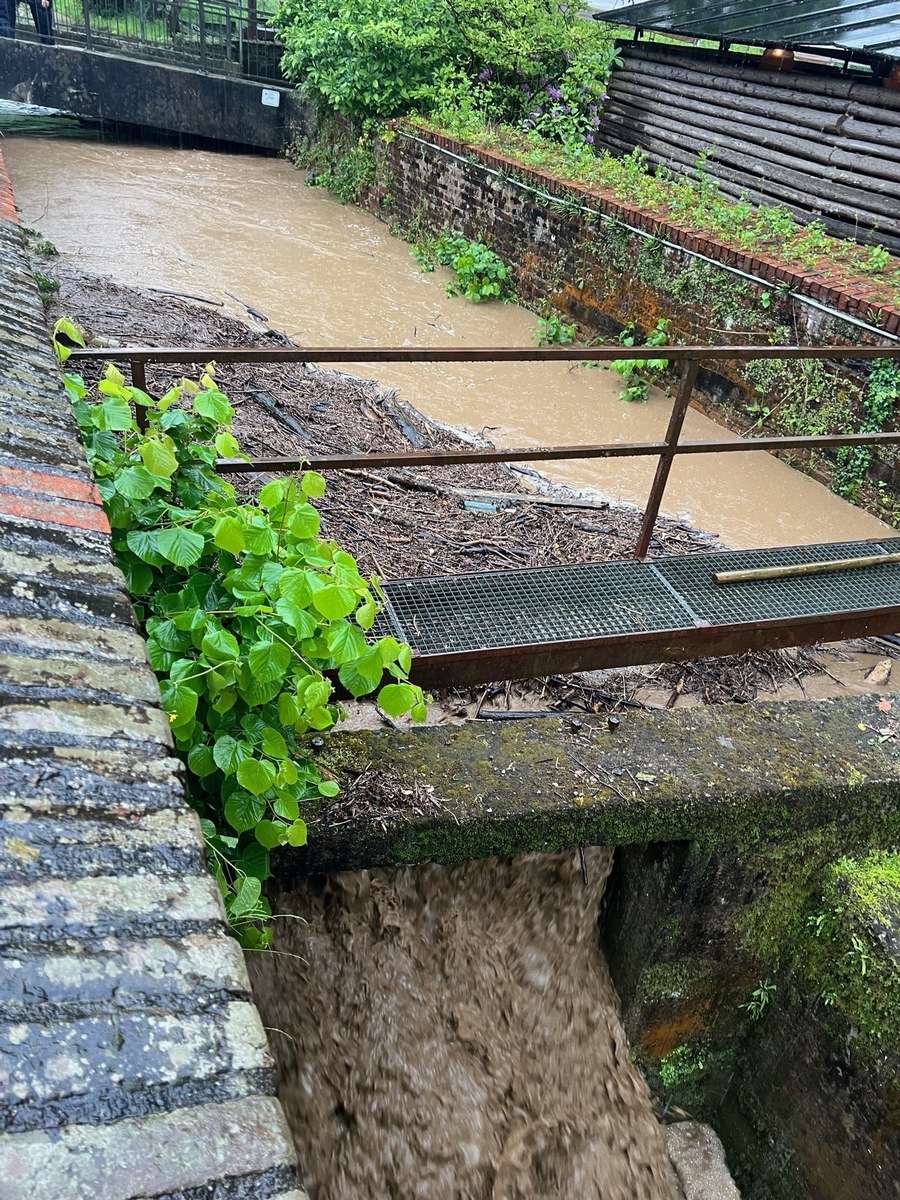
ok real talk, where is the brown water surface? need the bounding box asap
[3,136,894,550]
[251,850,680,1200]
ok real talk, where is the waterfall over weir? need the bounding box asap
[250,850,681,1200]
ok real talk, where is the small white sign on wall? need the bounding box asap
[261,89,280,109]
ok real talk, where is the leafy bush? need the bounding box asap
[609,319,670,402]
[417,232,509,301]
[275,0,617,126]
[55,320,425,947]
[520,41,621,154]
[536,312,577,346]
[275,0,449,120]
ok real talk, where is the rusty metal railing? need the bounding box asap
[68,342,900,561]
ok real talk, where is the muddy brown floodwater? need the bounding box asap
[251,850,682,1200]
[2,134,895,551]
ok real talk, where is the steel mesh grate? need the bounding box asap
[379,539,900,659]
[381,561,693,656]
[656,540,900,627]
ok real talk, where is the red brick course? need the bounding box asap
[0,490,111,533]
[0,464,104,506]
[0,149,108,536]
[404,122,900,334]
[0,148,19,225]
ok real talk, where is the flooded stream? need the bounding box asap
[2,111,883,1199]
[251,850,682,1200]
[1,127,894,551]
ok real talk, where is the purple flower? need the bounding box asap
[478,68,492,82]
[591,114,600,127]
[546,85,562,101]
[589,103,598,114]
[600,92,608,101]
[585,134,594,144]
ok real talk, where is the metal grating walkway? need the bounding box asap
[379,539,900,688]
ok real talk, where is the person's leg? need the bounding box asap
[0,0,16,37]
[29,0,55,43]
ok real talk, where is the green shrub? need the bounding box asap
[275,0,617,126]
[417,232,509,301]
[275,0,449,120]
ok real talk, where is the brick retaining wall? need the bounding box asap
[0,150,303,1199]
[373,123,900,493]
[384,123,900,337]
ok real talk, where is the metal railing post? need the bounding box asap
[634,358,700,560]
[131,361,149,431]
[138,0,146,45]
[82,0,92,49]
[198,0,208,70]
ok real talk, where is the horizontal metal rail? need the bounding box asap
[67,340,900,564]
[69,343,900,365]
[216,430,900,475]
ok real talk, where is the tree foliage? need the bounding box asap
[274,0,617,128]
[55,320,425,947]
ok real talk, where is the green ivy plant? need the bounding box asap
[54,319,425,948]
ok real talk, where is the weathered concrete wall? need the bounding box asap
[0,150,303,1198]
[283,693,900,877]
[603,841,900,1200]
[0,41,314,150]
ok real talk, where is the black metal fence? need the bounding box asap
[14,0,285,82]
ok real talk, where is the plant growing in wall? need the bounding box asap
[416,233,510,301]
[54,320,425,947]
[833,359,900,504]
[536,312,577,346]
[608,319,670,402]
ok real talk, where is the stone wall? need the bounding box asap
[603,842,900,1200]
[0,150,304,1198]
[372,123,900,492]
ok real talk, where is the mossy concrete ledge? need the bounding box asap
[280,693,900,877]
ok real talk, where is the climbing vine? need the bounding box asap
[55,320,425,948]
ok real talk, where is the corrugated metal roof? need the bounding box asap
[592,0,900,57]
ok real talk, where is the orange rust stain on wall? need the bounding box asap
[0,149,19,224]
[639,1005,712,1061]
